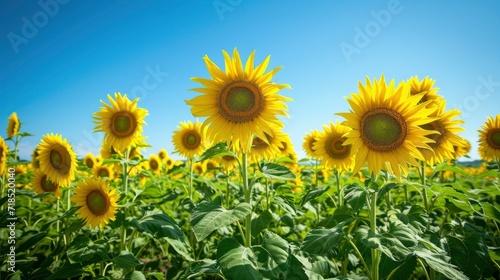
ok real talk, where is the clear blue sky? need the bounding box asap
[1,0,500,161]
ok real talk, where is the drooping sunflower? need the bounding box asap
[0,137,8,174]
[172,120,207,159]
[185,48,292,153]
[303,130,321,159]
[71,177,119,229]
[7,112,20,139]
[37,133,77,187]
[148,154,162,175]
[453,137,471,159]
[32,170,62,198]
[478,114,500,161]
[92,163,115,180]
[84,153,97,169]
[419,102,465,166]
[158,149,168,162]
[407,76,443,108]
[249,129,287,163]
[93,93,148,152]
[337,75,439,178]
[314,121,355,172]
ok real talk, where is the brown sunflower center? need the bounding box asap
[487,129,500,149]
[85,158,95,168]
[206,161,216,169]
[421,120,445,149]
[360,107,407,152]
[183,132,201,149]
[252,133,272,150]
[222,155,236,161]
[86,190,110,216]
[98,168,110,178]
[50,146,71,173]
[111,111,137,137]
[41,175,58,192]
[326,136,351,159]
[280,141,287,152]
[159,151,167,160]
[219,81,264,123]
[150,159,159,170]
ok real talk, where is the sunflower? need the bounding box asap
[0,137,8,175]
[71,177,119,229]
[165,157,175,171]
[37,134,77,187]
[158,149,168,162]
[93,93,148,152]
[172,120,207,159]
[193,161,206,174]
[249,128,287,163]
[32,170,62,198]
[100,140,119,159]
[83,153,97,169]
[407,76,443,108]
[218,154,239,173]
[205,159,219,170]
[337,75,439,178]
[478,114,500,161]
[31,148,40,169]
[303,130,321,159]
[7,112,20,139]
[186,48,292,153]
[453,137,471,159]
[148,154,162,175]
[93,163,115,180]
[314,121,355,172]
[419,102,465,166]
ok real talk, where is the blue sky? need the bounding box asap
[1,0,500,161]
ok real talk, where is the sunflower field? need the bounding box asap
[1,48,500,280]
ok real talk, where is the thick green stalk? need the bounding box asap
[120,148,130,251]
[334,169,343,207]
[420,161,429,212]
[370,191,380,280]
[189,159,194,200]
[242,153,251,247]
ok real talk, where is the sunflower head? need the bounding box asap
[407,76,443,108]
[186,48,292,153]
[303,130,321,159]
[32,170,62,198]
[37,133,77,187]
[314,121,355,172]
[165,157,175,171]
[92,163,115,180]
[478,114,500,161]
[71,177,119,229]
[249,129,287,163]
[7,112,20,139]
[193,161,206,174]
[218,154,239,173]
[158,149,168,162]
[83,153,97,169]
[93,93,148,152]
[337,75,439,178]
[453,137,471,159]
[148,154,162,175]
[0,137,8,174]
[172,120,207,159]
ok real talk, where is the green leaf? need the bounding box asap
[379,254,417,280]
[251,209,273,237]
[481,202,500,223]
[178,259,222,279]
[301,219,354,256]
[254,231,290,278]
[377,183,397,204]
[124,271,147,280]
[301,185,330,206]
[46,264,84,280]
[165,237,194,261]
[198,142,237,162]
[414,246,468,280]
[101,158,122,165]
[432,163,469,177]
[67,238,110,264]
[357,227,411,261]
[446,230,493,279]
[216,238,261,280]
[343,184,367,213]
[137,184,164,199]
[16,231,47,253]
[131,212,184,240]
[112,251,142,269]
[396,204,428,233]
[260,162,296,181]
[190,197,251,241]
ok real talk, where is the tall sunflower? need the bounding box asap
[303,130,321,159]
[32,170,62,198]
[93,163,115,180]
[71,178,119,229]
[249,129,287,163]
[7,112,20,139]
[314,121,355,172]
[185,48,292,153]
[93,93,148,152]
[158,149,168,162]
[337,75,438,178]
[218,154,239,173]
[172,120,207,159]
[407,76,443,108]
[83,153,97,169]
[148,154,162,175]
[37,134,77,187]
[478,114,500,161]
[419,102,465,166]
[0,137,7,175]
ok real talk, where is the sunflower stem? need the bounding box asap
[189,158,194,200]
[370,191,380,280]
[225,175,231,209]
[334,169,343,207]
[314,158,319,186]
[122,149,130,195]
[13,134,20,161]
[242,152,252,247]
[420,161,429,212]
